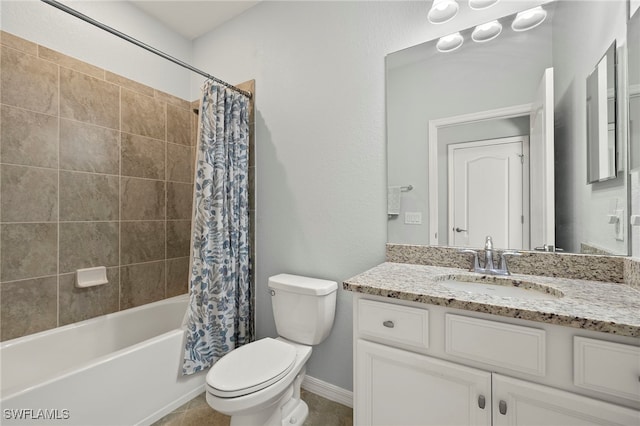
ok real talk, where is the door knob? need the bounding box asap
[454,227,468,233]
[498,400,507,415]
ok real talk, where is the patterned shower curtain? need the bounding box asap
[182,80,252,375]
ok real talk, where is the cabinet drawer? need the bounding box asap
[574,336,640,401]
[357,299,429,349]
[445,314,546,376]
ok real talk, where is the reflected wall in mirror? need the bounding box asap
[387,0,630,256]
[587,41,617,183]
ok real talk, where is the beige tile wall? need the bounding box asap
[0,31,202,341]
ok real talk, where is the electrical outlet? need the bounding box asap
[404,212,422,225]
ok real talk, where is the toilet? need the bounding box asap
[205,273,338,426]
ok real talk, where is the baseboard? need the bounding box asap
[302,375,353,408]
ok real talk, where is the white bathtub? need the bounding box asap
[0,294,206,426]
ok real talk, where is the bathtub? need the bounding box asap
[0,294,207,426]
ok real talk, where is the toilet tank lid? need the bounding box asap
[268,274,337,296]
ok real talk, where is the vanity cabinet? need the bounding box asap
[357,339,491,425]
[353,295,640,426]
[492,374,638,426]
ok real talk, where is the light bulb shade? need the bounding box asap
[471,20,502,42]
[512,6,547,32]
[469,0,500,10]
[437,32,464,52]
[428,0,459,24]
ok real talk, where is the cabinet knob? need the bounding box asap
[499,400,507,415]
[383,320,395,328]
[478,395,486,409]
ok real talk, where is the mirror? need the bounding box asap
[587,42,617,183]
[629,4,640,256]
[630,8,640,171]
[387,0,630,255]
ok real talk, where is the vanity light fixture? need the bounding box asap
[511,6,547,32]
[428,0,459,24]
[468,0,500,10]
[436,32,464,52]
[471,20,502,42]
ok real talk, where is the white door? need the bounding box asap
[356,339,491,426]
[530,68,555,250]
[492,374,640,426]
[448,137,528,249]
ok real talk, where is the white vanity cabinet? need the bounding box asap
[492,374,638,426]
[353,295,640,426]
[357,339,492,425]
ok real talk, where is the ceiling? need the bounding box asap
[129,0,261,40]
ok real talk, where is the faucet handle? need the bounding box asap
[484,236,494,250]
[458,249,480,272]
[498,251,521,274]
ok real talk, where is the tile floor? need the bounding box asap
[153,389,353,426]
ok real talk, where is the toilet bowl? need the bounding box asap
[206,338,311,426]
[205,274,337,426]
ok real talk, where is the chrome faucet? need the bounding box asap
[484,236,495,270]
[458,236,521,276]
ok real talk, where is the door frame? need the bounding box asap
[447,136,530,249]
[428,103,532,245]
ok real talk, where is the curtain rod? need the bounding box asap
[40,0,252,99]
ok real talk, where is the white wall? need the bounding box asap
[191,0,550,392]
[1,0,193,99]
[553,0,628,254]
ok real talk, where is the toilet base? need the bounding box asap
[225,386,308,426]
[211,367,309,426]
[281,398,308,426]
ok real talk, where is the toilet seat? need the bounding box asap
[206,338,297,398]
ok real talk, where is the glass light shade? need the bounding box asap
[471,20,503,42]
[511,6,547,32]
[428,0,459,24]
[469,0,500,10]
[436,32,464,52]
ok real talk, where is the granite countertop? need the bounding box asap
[343,262,640,338]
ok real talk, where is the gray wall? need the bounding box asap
[553,0,628,254]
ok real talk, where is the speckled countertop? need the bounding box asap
[343,262,640,338]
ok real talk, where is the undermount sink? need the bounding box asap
[434,274,563,300]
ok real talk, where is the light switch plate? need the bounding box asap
[405,212,422,225]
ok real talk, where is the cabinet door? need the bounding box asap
[356,339,491,426]
[492,374,640,426]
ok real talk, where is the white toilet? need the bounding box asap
[205,273,338,426]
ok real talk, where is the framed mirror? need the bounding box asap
[587,41,617,183]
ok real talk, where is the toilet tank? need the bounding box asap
[268,274,337,345]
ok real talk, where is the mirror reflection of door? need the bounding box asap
[432,68,554,251]
[448,137,529,250]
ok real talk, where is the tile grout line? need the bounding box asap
[56,60,61,328]
[118,85,122,312]
[164,102,169,298]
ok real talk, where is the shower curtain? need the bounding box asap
[182,80,252,375]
